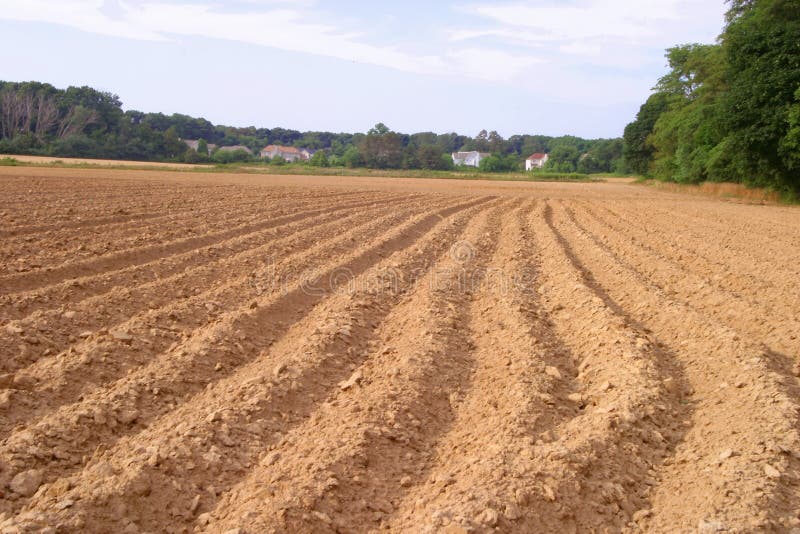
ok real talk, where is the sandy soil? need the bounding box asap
[0,167,798,533]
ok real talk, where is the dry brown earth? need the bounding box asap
[1,167,799,533]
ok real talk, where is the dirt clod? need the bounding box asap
[9,470,43,497]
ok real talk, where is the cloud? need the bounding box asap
[468,1,678,41]
[450,0,726,67]
[445,47,543,83]
[0,0,726,110]
[127,3,444,73]
[0,0,166,41]
[459,0,724,43]
[437,0,726,106]
[0,0,539,84]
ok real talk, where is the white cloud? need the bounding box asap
[461,0,723,43]
[444,47,542,83]
[439,0,726,106]
[128,3,444,73]
[0,0,166,40]
[0,0,540,84]
[0,0,726,108]
[470,1,675,41]
[450,0,726,67]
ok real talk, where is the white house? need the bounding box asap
[525,153,549,171]
[452,151,489,168]
[260,145,311,162]
[183,139,217,154]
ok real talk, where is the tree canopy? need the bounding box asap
[622,0,800,195]
[0,80,625,173]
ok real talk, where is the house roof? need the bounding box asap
[527,153,548,160]
[262,145,302,154]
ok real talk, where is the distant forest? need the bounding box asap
[3,0,796,189]
[624,0,800,196]
[0,80,623,174]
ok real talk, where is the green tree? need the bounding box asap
[212,148,251,163]
[780,87,800,170]
[308,150,329,167]
[637,43,727,183]
[519,136,550,160]
[625,0,800,194]
[163,126,186,159]
[577,154,601,174]
[488,130,506,153]
[546,144,581,172]
[479,153,518,172]
[719,0,800,191]
[439,153,455,170]
[183,148,202,163]
[359,123,404,169]
[341,145,362,168]
[416,145,448,170]
[197,138,209,155]
[623,93,670,174]
[478,155,503,172]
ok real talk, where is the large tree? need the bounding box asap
[649,44,727,183]
[622,92,671,175]
[719,0,800,191]
[359,123,404,169]
[623,0,800,194]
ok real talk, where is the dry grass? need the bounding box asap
[4,154,204,169]
[642,179,781,204]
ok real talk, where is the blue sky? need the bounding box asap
[0,0,726,138]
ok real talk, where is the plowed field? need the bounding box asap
[1,168,799,533]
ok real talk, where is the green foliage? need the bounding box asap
[585,139,624,173]
[646,44,727,183]
[623,93,670,175]
[341,146,361,168]
[0,133,40,153]
[479,153,518,172]
[719,0,800,191]
[183,149,204,164]
[308,150,329,167]
[269,155,286,166]
[416,145,451,170]
[49,134,101,158]
[359,123,404,169]
[780,88,800,170]
[163,126,186,159]
[623,0,800,193]
[517,135,549,158]
[438,153,455,171]
[0,156,19,166]
[197,138,209,155]
[546,144,580,172]
[211,148,252,164]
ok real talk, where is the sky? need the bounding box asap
[0,0,727,139]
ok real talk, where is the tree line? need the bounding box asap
[623,0,800,196]
[0,79,624,173]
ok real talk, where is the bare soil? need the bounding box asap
[1,167,799,533]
